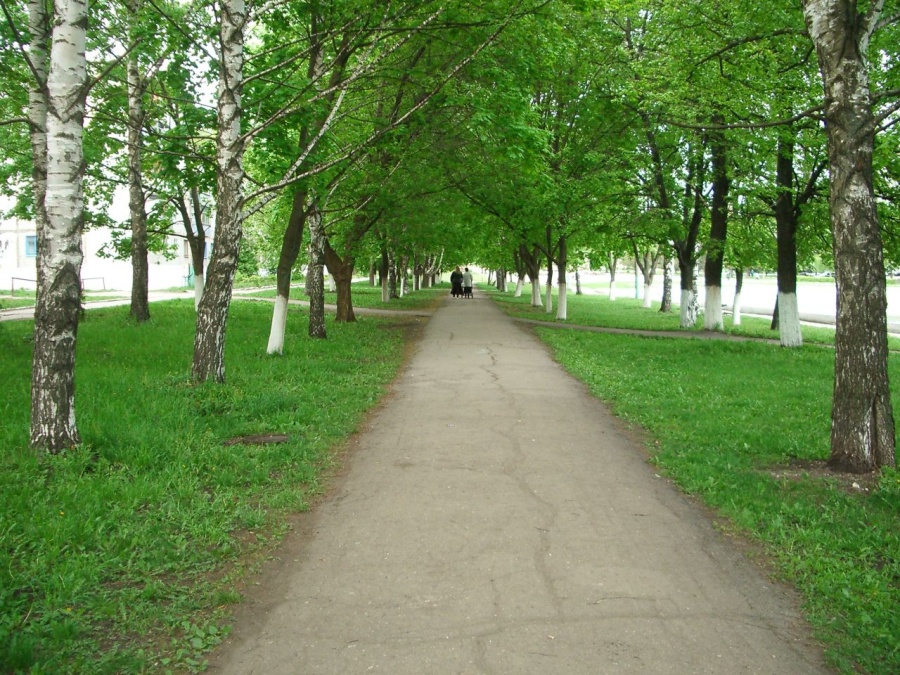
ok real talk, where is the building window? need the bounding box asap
[25,235,37,257]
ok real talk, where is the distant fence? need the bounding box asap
[81,277,106,291]
[11,277,35,294]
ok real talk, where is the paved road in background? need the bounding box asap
[206,289,831,674]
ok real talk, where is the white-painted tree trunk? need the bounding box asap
[266,294,289,354]
[556,282,567,320]
[544,281,553,313]
[514,277,524,297]
[778,291,803,347]
[608,279,617,301]
[680,289,696,328]
[531,278,543,307]
[642,283,652,308]
[704,285,723,330]
[194,272,204,309]
[732,290,742,326]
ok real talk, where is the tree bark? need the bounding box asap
[266,189,307,354]
[803,0,894,471]
[519,244,542,307]
[774,134,802,347]
[659,256,672,313]
[174,188,207,309]
[192,0,245,383]
[544,257,553,313]
[608,254,617,301]
[325,239,356,323]
[632,242,660,309]
[379,245,390,303]
[556,235,567,320]
[704,121,729,331]
[31,0,87,451]
[388,249,399,299]
[126,4,150,323]
[733,268,744,326]
[307,203,327,339]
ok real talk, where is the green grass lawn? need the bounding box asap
[1,292,130,311]
[487,287,900,674]
[0,297,37,310]
[488,286,900,349]
[237,280,444,312]
[0,299,417,673]
[0,289,38,310]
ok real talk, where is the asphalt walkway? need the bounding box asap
[209,289,830,674]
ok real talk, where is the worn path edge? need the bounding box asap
[207,290,831,675]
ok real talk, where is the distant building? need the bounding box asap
[0,190,211,294]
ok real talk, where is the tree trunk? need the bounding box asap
[175,189,207,309]
[676,256,697,328]
[31,0,87,451]
[266,189,307,354]
[556,236,567,320]
[675,139,706,328]
[803,0,894,471]
[608,254,617,301]
[192,0,245,383]
[732,268,744,326]
[632,243,660,309]
[659,256,672,313]
[704,120,729,331]
[325,239,356,323]
[544,255,553,314]
[775,133,802,347]
[126,22,150,323]
[388,249,399,299]
[519,244,542,307]
[307,203,327,339]
[379,246,390,303]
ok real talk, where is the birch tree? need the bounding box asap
[192,0,245,382]
[802,0,896,471]
[30,0,88,450]
[124,0,150,322]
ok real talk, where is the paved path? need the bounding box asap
[207,290,830,674]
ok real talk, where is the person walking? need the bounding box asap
[462,267,473,299]
[450,266,463,298]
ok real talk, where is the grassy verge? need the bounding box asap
[0,299,417,673]
[1,293,131,311]
[488,287,900,349]
[0,298,37,310]
[1,290,38,310]
[487,289,899,674]
[237,280,444,312]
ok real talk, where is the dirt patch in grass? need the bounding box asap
[767,459,880,495]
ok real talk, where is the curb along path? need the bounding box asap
[208,290,831,674]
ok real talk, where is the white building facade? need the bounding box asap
[0,191,210,294]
